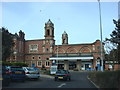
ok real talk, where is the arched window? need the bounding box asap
[47,29,50,36]
[63,39,65,44]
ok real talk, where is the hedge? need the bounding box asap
[2,61,28,67]
[88,70,120,88]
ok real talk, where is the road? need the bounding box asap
[3,71,97,88]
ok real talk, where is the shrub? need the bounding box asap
[2,61,12,66]
[2,61,28,67]
[73,68,78,71]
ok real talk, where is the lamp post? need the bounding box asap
[57,45,58,68]
[98,0,104,71]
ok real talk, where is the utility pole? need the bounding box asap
[98,0,104,71]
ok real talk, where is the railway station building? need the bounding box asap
[7,19,104,71]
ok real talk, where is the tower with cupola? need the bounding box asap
[44,19,54,39]
[62,31,68,45]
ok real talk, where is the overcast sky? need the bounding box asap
[1,1,118,45]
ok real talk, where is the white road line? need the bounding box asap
[87,76,99,88]
[58,83,66,88]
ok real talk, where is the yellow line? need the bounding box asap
[0,78,3,80]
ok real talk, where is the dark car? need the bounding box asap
[1,66,11,86]
[7,66,26,82]
[54,70,71,81]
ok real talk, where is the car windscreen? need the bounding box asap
[56,70,67,74]
[26,67,35,71]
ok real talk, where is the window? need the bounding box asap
[50,47,52,52]
[13,56,16,59]
[63,39,65,44]
[45,61,50,67]
[97,46,100,50]
[32,56,35,60]
[29,44,38,52]
[47,29,50,36]
[43,47,45,52]
[92,45,95,51]
[37,61,42,67]
[46,48,49,52]
[38,56,41,60]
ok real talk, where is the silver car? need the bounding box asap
[22,67,40,80]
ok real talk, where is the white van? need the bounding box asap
[50,66,58,74]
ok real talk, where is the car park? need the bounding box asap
[1,66,11,86]
[22,67,40,80]
[54,69,71,81]
[6,66,26,82]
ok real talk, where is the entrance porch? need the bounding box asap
[50,55,94,71]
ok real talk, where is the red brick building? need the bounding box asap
[7,19,104,71]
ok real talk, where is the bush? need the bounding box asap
[2,61,12,66]
[73,68,79,71]
[2,61,28,67]
[88,70,120,88]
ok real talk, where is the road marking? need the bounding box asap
[87,76,99,88]
[58,83,66,88]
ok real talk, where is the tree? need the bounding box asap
[105,19,120,69]
[111,19,120,64]
[1,27,14,61]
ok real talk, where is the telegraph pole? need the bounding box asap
[98,0,104,71]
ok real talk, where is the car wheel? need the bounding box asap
[35,78,39,81]
[69,77,71,81]
[54,78,57,81]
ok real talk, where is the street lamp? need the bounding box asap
[98,0,104,71]
[57,45,59,68]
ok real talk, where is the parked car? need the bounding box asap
[22,67,40,80]
[1,66,11,86]
[54,69,71,81]
[6,66,26,82]
[32,67,40,74]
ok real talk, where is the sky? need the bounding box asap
[1,1,119,45]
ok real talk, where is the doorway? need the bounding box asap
[85,64,89,70]
[69,61,76,70]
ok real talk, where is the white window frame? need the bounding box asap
[37,61,42,67]
[31,56,35,60]
[50,47,52,52]
[43,47,45,52]
[45,61,50,67]
[29,44,38,52]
